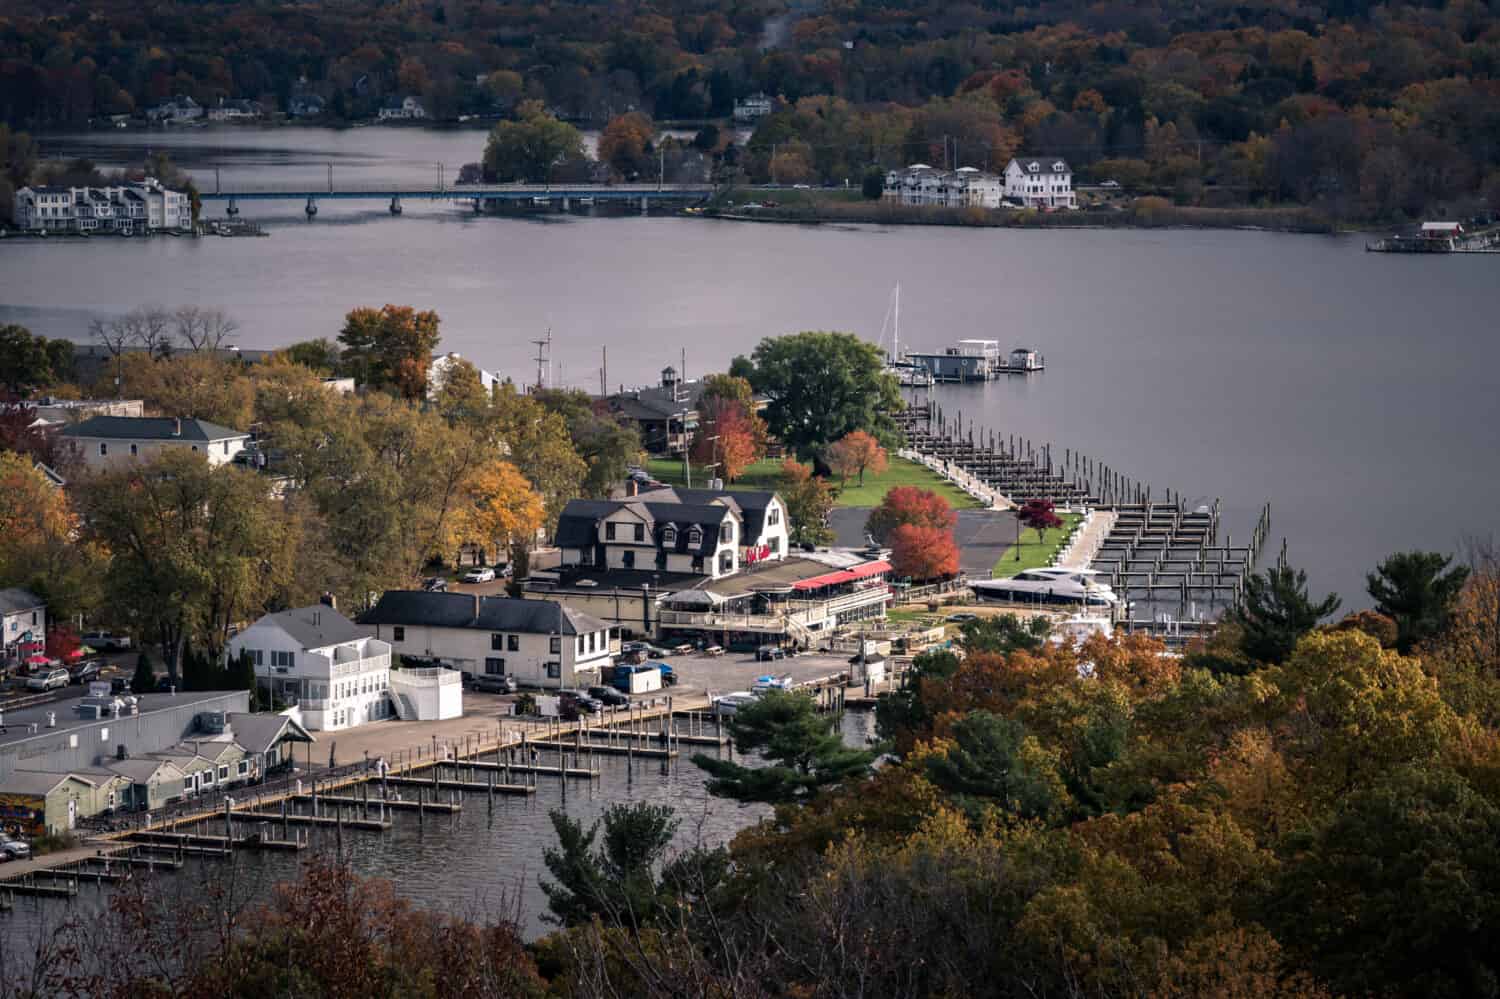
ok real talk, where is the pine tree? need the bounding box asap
[130,652,156,694]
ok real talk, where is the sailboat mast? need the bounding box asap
[893,283,900,362]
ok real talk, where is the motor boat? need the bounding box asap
[1049,613,1115,647]
[712,691,759,716]
[971,568,1119,607]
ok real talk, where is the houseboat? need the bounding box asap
[907,340,1047,382]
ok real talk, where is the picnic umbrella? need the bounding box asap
[25,654,50,665]
[69,645,97,660]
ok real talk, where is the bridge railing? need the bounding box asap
[201,182,715,197]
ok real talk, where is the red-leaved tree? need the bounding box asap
[865,486,957,543]
[691,396,765,482]
[889,524,959,580]
[1017,498,1064,543]
[827,430,888,486]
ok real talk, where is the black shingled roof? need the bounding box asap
[62,415,248,442]
[361,592,605,637]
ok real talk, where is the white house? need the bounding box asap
[0,588,47,661]
[11,179,189,234]
[1004,157,1076,209]
[882,165,1003,208]
[146,96,203,123]
[379,96,427,121]
[553,486,789,580]
[361,592,613,689]
[733,93,774,121]
[228,603,411,732]
[207,99,263,122]
[61,416,249,469]
[427,352,500,399]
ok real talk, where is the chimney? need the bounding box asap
[171,417,182,437]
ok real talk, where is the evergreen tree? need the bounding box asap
[540,803,680,926]
[130,652,156,694]
[1228,561,1341,665]
[1367,550,1470,654]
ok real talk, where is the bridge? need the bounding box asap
[197,181,717,217]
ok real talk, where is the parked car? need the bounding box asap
[588,684,629,707]
[945,613,978,623]
[643,645,668,658]
[461,567,496,583]
[0,833,31,862]
[26,667,69,691]
[668,642,694,655]
[70,660,102,684]
[81,631,131,651]
[756,645,786,662]
[467,674,517,694]
[703,645,724,657]
[422,576,448,592]
[560,690,600,714]
[752,674,795,694]
[652,662,678,686]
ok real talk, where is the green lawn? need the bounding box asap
[645,456,983,510]
[993,513,1083,577]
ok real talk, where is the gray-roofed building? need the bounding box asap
[605,367,707,454]
[0,587,46,661]
[61,415,249,469]
[0,771,96,835]
[362,591,613,688]
[228,602,396,732]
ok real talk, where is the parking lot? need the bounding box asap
[626,650,853,699]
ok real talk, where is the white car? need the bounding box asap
[461,567,496,583]
[26,668,70,691]
[0,833,31,861]
[82,631,131,651]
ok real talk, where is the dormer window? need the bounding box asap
[1053,161,1066,172]
[662,524,678,546]
[1028,162,1039,172]
[688,524,703,547]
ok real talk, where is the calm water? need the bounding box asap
[0,712,877,948]
[3,127,1499,603]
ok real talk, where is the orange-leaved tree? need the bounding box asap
[889,523,959,580]
[460,459,545,565]
[866,485,956,543]
[691,396,765,483]
[828,430,887,486]
[337,305,442,401]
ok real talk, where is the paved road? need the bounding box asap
[829,507,1019,575]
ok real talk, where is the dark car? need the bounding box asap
[70,660,103,684]
[422,576,448,592]
[587,684,629,707]
[110,677,130,695]
[756,645,786,662]
[560,690,601,714]
[468,674,517,694]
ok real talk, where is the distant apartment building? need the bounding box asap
[11,179,190,234]
[882,165,1004,209]
[734,93,774,121]
[1003,157,1076,209]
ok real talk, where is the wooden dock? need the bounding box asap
[382,775,536,795]
[533,740,676,759]
[128,830,305,852]
[290,792,459,814]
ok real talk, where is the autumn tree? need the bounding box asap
[598,111,656,179]
[827,430,887,486]
[533,388,642,498]
[0,451,103,621]
[888,523,959,580]
[1016,497,1063,543]
[459,460,545,565]
[1366,550,1470,654]
[0,323,73,394]
[779,457,834,547]
[119,352,256,429]
[430,355,490,425]
[865,485,955,544]
[482,101,587,182]
[691,396,764,483]
[337,304,442,400]
[282,338,343,375]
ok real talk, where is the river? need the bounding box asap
[3,127,1499,604]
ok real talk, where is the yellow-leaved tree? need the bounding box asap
[460,460,545,567]
[0,451,105,621]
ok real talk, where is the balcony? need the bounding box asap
[331,651,391,677]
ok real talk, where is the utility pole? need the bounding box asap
[600,346,607,398]
[658,145,665,192]
[530,329,552,393]
[771,143,777,185]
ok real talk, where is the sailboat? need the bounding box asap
[878,284,934,388]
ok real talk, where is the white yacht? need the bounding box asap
[971,568,1119,607]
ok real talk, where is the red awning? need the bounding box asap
[792,560,891,592]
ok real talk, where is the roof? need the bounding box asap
[1422,221,1462,232]
[0,690,248,752]
[555,497,735,556]
[257,605,365,649]
[362,591,607,637]
[644,486,779,541]
[792,560,891,592]
[1010,156,1071,175]
[104,758,184,783]
[226,712,315,754]
[61,416,248,443]
[607,379,710,420]
[0,587,44,615]
[0,771,92,796]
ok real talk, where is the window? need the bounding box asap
[246,649,263,666]
[692,556,704,573]
[633,524,644,542]
[271,650,293,668]
[622,550,635,568]
[238,760,249,776]
[767,508,780,526]
[99,442,107,456]
[484,657,505,675]
[720,522,732,542]
[101,727,109,742]
[546,662,561,679]
[576,636,584,655]
[606,522,617,541]
[507,634,519,652]
[719,550,734,572]
[688,525,703,547]
[550,636,561,654]
[130,444,138,456]
[662,524,677,545]
[491,633,504,651]
[392,626,405,642]
[769,536,780,554]
[218,765,229,780]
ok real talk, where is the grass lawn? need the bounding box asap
[645,456,983,510]
[993,513,1083,578]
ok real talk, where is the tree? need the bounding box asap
[1366,550,1470,654]
[282,338,342,375]
[170,306,239,352]
[0,451,103,621]
[690,396,764,484]
[0,400,80,472]
[692,690,876,804]
[541,803,680,926]
[130,653,156,694]
[889,523,959,580]
[430,356,489,425]
[482,101,587,182]
[119,352,256,429]
[827,430,887,486]
[1227,561,1341,665]
[490,382,588,534]
[959,614,1050,655]
[1016,497,1063,543]
[924,711,1065,821]
[865,485,955,543]
[598,111,656,178]
[739,332,901,460]
[0,323,73,394]
[73,450,292,680]
[533,388,641,498]
[459,460,545,565]
[337,305,442,399]
[778,458,834,547]
[862,167,886,199]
